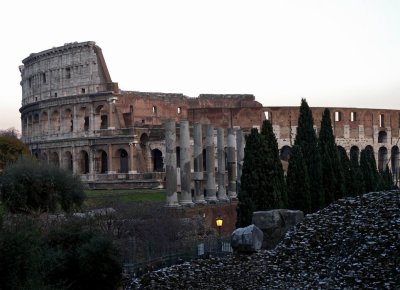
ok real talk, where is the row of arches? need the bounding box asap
[37,148,165,175]
[23,104,110,137]
[279,145,400,173]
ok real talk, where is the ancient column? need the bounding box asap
[227,128,237,200]
[107,144,115,174]
[179,120,194,205]
[236,129,244,193]
[217,128,228,201]
[205,124,218,202]
[193,123,206,203]
[164,120,179,207]
[129,142,136,174]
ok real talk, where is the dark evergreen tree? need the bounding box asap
[294,99,324,211]
[337,147,352,197]
[349,149,365,195]
[286,145,311,214]
[360,147,379,193]
[236,128,261,227]
[260,120,288,208]
[380,164,394,190]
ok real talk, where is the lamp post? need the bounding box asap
[216,216,223,236]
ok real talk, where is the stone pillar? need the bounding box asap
[73,105,77,134]
[108,98,116,129]
[205,124,218,202]
[89,148,95,181]
[108,144,115,174]
[72,146,77,175]
[179,120,194,205]
[217,128,228,201]
[227,128,237,200]
[236,129,244,193]
[193,123,206,204]
[89,104,94,133]
[165,120,179,207]
[129,142,136,174]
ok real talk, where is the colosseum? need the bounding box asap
[19,41,400,189]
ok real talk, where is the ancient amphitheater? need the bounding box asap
[19,41,400,189]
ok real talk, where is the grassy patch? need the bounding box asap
[83,189,165,209]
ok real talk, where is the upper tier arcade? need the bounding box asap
[19,41,118,106]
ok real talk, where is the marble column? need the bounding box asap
[205,124,218,202]
[227,128,237,199]
[217,128,228,201]
[179,120,194,205]
[165,120,179,207]
[193,123,206,203]
[236,129,245,193]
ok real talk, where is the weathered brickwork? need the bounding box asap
[19,42,400,188]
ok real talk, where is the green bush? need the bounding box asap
[0,158,85,214]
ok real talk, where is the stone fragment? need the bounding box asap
[230,224,264,253]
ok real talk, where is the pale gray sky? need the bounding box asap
[1,0,400,131]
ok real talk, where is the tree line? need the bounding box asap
[237,99,394,227]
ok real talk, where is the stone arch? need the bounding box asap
[50,110,60,133]
[152,148,164,172]
[40,111,48,134]
[78,150,90,174]
[96,149,108,173]
[63,151,73,171]
[27,115,33,137]
[378,146,388,172]
[41,152,48,163]
[77,107,89,132]
[280,145,291,161]
[140,133,149,148]
[95,104,108,130]
[116,148,129,173]
[32,113,39,136]
[62,108,73,133]
[378,131,387,143]
[49,152,60,167]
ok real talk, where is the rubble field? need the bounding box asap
[135,191,400,289]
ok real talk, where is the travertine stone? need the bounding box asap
[217,128,228,201]
[193,123,206,204]
[179,120,194,205]
[205,124,217,202]
[227,128,237,199]
[236,129,244,191]
[165,120,179,207]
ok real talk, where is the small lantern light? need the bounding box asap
[216,216,223,235]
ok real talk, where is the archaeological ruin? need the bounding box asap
[19,41,400,194]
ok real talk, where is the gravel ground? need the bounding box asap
[132,191,400,289]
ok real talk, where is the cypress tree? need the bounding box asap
[350,149,365,195]
[360,147,379,193]
[318,109,346,203]
[286,145,311,214]
[260,120,288,208]
[294,99,324,211]
[337,147,352,197]
[236,128,261,227]
[380,164,393,190]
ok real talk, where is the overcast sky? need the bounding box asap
[1,0,400,131]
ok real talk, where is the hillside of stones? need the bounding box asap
[134,191,400,289]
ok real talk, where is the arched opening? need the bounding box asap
[378,131,387,143]
[40,111,48,134]
[62,109,73,133]
[119,149,129,173]
[100,150,108,173]
[32,114,39,136]
[77,107,89,132]
[50,152,60,167]
[378,147,388,172]
[95,105,108,130]
[176,146,180,168]
[63,151,73,171]
[140,133,149,148]
[152,149,163,172]
[78,150,89,174]
[391,146,399,186]
[50,110,60,133]
[280,146,292,161]
[41,152,48,163]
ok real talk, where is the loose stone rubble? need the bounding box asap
[132,191,400,289]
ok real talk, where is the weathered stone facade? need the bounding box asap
[19,41,400,188]
[19,42,264,188]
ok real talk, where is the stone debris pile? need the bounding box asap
[133,191,400,289]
